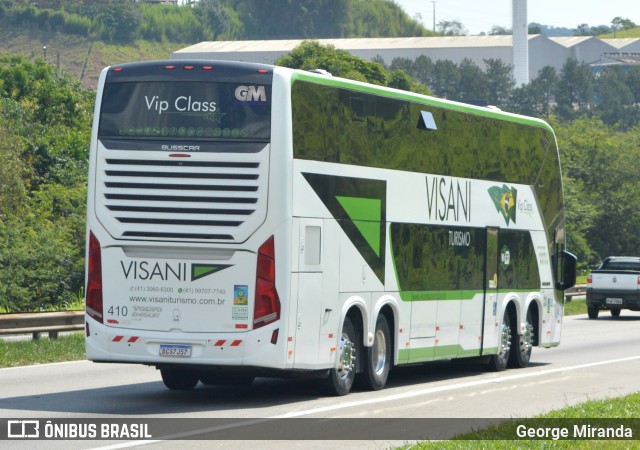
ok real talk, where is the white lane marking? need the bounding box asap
[88,354,640,448]
[276,355,640,417]
[0,360,88,371]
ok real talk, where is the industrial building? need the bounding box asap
[171,35,640,83]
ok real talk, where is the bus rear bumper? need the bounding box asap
[85,318,289,370]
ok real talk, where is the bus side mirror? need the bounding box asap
[553,250,577,291]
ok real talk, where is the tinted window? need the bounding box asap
[99,81,271,141]
[497,229,541,290]
[601,260,640,271]
[391,224,485,293]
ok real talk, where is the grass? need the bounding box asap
[599,27,640,39]
[0,332,85,368]
[403,393,640,448]
[564,297,587,316]
[0,29,182,89]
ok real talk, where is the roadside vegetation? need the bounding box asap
[2,40,638,313]
[0,332,84,367]
[0,4,637,309]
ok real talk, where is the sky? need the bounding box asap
[394,0,639,34]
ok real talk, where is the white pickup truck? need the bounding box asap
[586,256,640,319]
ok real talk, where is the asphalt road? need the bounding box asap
[2,310,640,449]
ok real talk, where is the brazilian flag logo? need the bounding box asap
[488,185,517,225]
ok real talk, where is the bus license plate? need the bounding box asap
[606,298,623,305]
[159,344,192,357]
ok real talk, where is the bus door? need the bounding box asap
[482,227,500,355]
[289,219,325,368]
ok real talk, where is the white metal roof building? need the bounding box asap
[602,38,640,53]
[171,35,627,82]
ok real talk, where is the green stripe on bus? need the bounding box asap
[398,288,544,302]
[398,345,482,363]
[399,290,482,301]
[336,196,382,257]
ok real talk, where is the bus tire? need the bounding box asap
[357,314,391,391]
[487,310,511,372]
[324,316,357,396]
[160,368,200,390]
[587,305,599,319]
[509,308,533,368]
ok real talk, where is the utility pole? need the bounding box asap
[431,1,437,32]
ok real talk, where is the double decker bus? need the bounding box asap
[85,60,576,395]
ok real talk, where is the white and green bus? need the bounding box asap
[85,60,576,395]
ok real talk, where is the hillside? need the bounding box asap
[599,27,640,38]
[0,0,430,89]
[0,30,178,89]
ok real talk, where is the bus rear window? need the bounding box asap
[98,81,271,141]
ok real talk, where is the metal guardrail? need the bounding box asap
[565,284,586,302]
[0,311,84,339]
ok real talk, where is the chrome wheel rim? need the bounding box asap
[521,320,534,355]
[372,329,387,376]
[337,334,355,379]
[498,321,511,358]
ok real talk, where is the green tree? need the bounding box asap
[554,117,640,265]
[507,82,540,116]
[457,58,486,102]
[484,58,514,108]
[195,0,232,40]
[437,20,466,36]
[536,66,558,118]
[276,41,388,86]
[90,0,142,43]
[555,58,593,121]
[595,67,635,128]
[0,56,91,311]
[489,25,510,35]
[412,55,435,89]
[431,59,459,99]
[611,16,637,36]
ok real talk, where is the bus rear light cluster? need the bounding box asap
[86,232,104,323]
[253,236,280,329]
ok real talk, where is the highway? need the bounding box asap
[2,311,640,449]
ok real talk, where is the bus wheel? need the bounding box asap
[357,314,391,391]
[160,368,200,390]
[587,305,599,319]
[509,308,533,368]
[325,316,357,396]
[610,308,621,318]
[487,310,511,372]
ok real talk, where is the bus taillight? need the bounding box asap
[86,232,104,323]
[254,236,280,329]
